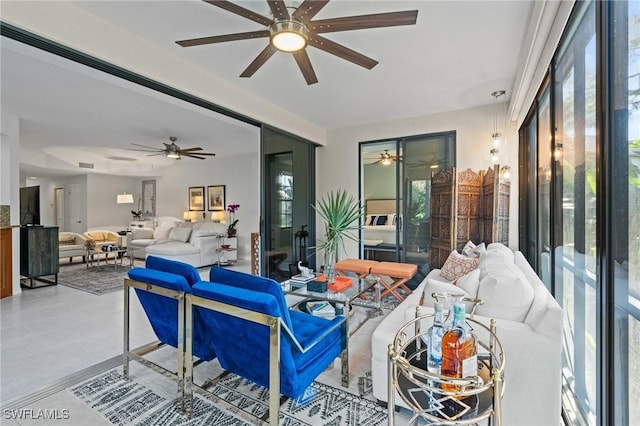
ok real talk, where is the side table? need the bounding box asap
[215,236,237,266]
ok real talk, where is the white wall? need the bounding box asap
[155,151,260,261]
[318,103,519,259]
[86,174,141,229]
[1,114,22,294]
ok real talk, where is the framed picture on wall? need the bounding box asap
[188,186,205,211]
[207,185,225,211]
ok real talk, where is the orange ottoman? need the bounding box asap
[334,258,379,278]
[370,261,417,302]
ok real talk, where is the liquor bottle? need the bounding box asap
[441,302,477,393]
[427,301,445,374]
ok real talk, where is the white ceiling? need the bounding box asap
[1,0,534,178]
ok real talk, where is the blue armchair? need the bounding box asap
[124,256,216,408]
[185,267,347,425]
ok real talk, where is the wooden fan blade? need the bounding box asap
[240,44,278,77]
[308,33,378,69]
[181,153,210,159]
[310,10,418,33]
[293,49,318,85]
[179,147,204,152]
[292,0,329,22]
[131,143,162,150]
[203,1,273,26]
[267,0,289,20]
[182,152,216,156]
[176,30,269,47]
[127,148,162,153]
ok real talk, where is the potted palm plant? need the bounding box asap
[313,189,364,282]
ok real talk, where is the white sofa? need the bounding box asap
[144,221,227,268]
[126,217,183,259]
[371,243,564,426]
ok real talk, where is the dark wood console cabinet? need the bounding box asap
[20,226,59,288]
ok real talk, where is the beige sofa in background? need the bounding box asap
[58,232,88,263]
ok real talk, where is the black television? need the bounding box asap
[19,186,41,226]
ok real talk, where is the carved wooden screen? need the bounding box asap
[481,166,510,245]
[455,168,482,251]
[429,168,454,269]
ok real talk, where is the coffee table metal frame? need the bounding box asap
[281,276,382,387]
[86,248,130,270]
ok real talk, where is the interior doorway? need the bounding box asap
[359,131,455,281]
[54,187,64,230]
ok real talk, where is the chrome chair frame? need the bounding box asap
[123,277,188,409]
[185,293,347,425]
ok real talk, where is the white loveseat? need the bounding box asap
[371,243,563,425]
[144,221,227,268]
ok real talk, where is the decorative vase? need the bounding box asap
[227,228,237,238]
[323,250,337,283]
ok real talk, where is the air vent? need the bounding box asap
[79,162,94,169]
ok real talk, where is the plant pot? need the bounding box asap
[227,229,237,238]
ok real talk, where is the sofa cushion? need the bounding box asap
[456,268,480,297]
[153,223,173,240]
[146,242,199,256]
[85,231,106,242]
[209,267,293,331]
[130,238,159,248]
[193,222,227,238]
[59,234,76,245]
[145,255,201,286]
[462,240,486,258]
[440,250,479,281]
[475,261,535,322]
[130,228,153,240]
[169,227,192,242]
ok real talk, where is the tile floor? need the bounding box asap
[0,260,250,406]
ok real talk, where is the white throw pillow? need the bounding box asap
[462,240,486,258]
[455,268,480,297]
[475,262,535,322]
[153,224,173,240]
[440,250,479,281]
[168,227,192,243]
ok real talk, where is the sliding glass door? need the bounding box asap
[359,132,455,281]
[261,127,315,280]
[519,1,639,423]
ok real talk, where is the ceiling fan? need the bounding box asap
[128,137,216,160]
[175,0,419,85]
[372,150,398,165]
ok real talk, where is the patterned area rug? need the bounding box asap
[69,367,388,425]
[58,265,130,295]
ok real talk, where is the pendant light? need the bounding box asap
[490,90,505,165]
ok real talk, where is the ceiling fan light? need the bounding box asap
[166,152,181,159]
[381,157,392,166]
[270,20,308,52]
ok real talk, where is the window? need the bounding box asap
[519,1,640,424]
[276,172,293,228]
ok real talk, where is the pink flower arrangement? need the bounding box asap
[227,204,240,231]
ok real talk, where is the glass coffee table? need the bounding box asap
[86,248,130,270]
[281,275,383,387]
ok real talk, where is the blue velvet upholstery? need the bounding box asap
[192,271,345,399]
[146,255,201,286]
[209,266,292,328]
[128,265,215,361]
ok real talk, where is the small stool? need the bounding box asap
[334,258,379,278]
[370,262,417,302]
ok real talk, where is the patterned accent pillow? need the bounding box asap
[440,250,479,281]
